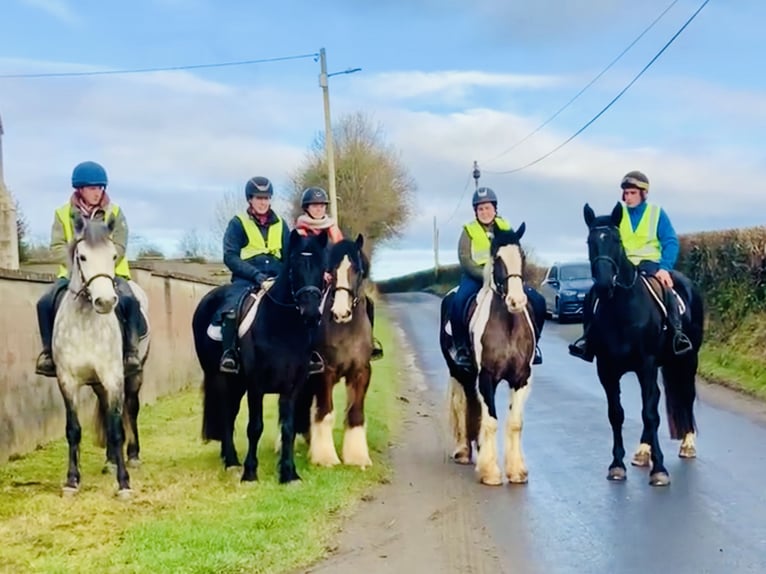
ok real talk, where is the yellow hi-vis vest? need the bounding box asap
[55,203,131,279]
[464,217,511,266]
[619,203,662,265]
[236,213,284,260]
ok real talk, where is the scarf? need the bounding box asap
[247,206,271,227]
[70,189,111,218]
[296,213,335,234]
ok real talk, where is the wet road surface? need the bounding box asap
[386,292,766,574]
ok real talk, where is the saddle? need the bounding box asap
[206,278,274,341]
[639,274,688,321]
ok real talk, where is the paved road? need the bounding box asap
[386,292,766,574]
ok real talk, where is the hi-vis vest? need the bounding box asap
[464,217,511,266]
[236,213,284,260]
[619,203,661,265]
[55,203,131,279]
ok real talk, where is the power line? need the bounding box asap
[444,173,474,225]
[482,0,680,165]
[485,0,710,176]
[0,52,319,79]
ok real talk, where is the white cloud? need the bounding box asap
[21,0,78,24]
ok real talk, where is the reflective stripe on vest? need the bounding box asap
[55,203,131,279]
[236,213,284,260]
[464,216,511,266]
[619,203,661,265]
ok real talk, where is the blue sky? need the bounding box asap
[1,0,765,279]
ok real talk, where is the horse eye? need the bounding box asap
[113,254,117,261]
[78,254,87,262]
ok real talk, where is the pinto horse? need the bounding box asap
[193,230,327,483]
[440,223,537,485]
[294,235,374,469]
[583,203,704,486]
[51,214,150,498]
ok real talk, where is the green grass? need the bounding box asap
[698,311,766,399]
[0,310,401,574]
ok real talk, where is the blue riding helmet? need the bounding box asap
[245,176,273,200]
[472,187,498,207]
[72,161,108,188]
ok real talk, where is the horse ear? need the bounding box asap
[611,202,623,226]
[583,203,595,227]
[73,210,85,236]
[515,222,526,241]
[355,233,364,249]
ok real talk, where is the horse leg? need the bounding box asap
[661,358,698,459]
[278,393,301,483]
[221,379,243,469]
[342,364,372,468]
[57,376,82,496]
[475,369,502,486]
[241,391,264,482]
[104,383,132,497]
[124,372,142,467]
[638,362,670,486]
[308,369,340,466]
[504,377,532,484]
[448,375,472,464]
[597,363,626,481]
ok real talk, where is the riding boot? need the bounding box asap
[119,295,143,377]
[308,351,325,375]
[365,298,384,360]
[35,295,57,377]
[219,310,240,374]
[569,294,597,363]
[665,289,693,355]
[450,321,474,370]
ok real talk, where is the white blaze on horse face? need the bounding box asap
[497,244,527,313]
[74,240,119,314]
[331,255,353,323]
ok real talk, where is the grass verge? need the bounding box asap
[0,308,401,574]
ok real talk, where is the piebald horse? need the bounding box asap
[442,223,537,485]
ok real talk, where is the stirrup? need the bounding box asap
[220,352,239,374]
[672,333,693,356]
[308,352,325,375]
[533,345,543,365]
[35,352,57,377]
[568,339,594,363]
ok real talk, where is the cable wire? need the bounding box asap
[485,0,710,176]
[482,0,680,165]
[0,52,319,79]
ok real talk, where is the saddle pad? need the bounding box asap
[640,275,686,317]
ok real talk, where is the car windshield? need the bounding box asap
[559,264,591,281]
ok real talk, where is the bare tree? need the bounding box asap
[290,112,416,254]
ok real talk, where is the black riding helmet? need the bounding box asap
[245,176,273,200]
[301,187,329,209]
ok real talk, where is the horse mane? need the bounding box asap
[329,239,369,279]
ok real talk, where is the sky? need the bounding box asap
[1,0,765,280]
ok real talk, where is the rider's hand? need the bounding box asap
[323,271,332,285]
[655,269,673,288]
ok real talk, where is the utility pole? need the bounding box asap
[433,215,440,281]
[473,160,481,190]
[318,48,338,224]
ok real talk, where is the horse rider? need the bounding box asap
[218,176,290,374]
[568,170,694,362]
[295,186,384,373]
[449,186,546,369]
[35,161,143,378]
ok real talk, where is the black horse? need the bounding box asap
[192,230,328,483]
[583,203,704,486]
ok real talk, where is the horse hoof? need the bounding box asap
[679,445,697,459]
[116,488,133,500]
[631,452,651,467]
[61,485,79,497]
[479,471,503,486]
[607,467,627,481]
[127,458,142,469]
[452,447,471,465]
[649,472,671,487]
[507,471,529,484]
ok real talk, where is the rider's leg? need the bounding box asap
[115,278,143,377]
[569,286,597,362]
[365,297,384,360]
[35,278,69,377]
[523,285,546,365]
[449,274,482,368]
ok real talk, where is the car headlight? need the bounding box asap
[561,289,577,297]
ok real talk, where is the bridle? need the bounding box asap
[330,252,364,309]
[69,238,116,301]
[589,225,638,290]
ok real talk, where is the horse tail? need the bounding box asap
[661,285,703,440]
[294,375,317,438]
[201,371,229,442]
[93,393,109,448]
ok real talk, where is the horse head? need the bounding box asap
[286,229,328,327]
[583,202,635,294]
[489,221,528,314]
[69,212,119,314]
[328,234,367,323]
